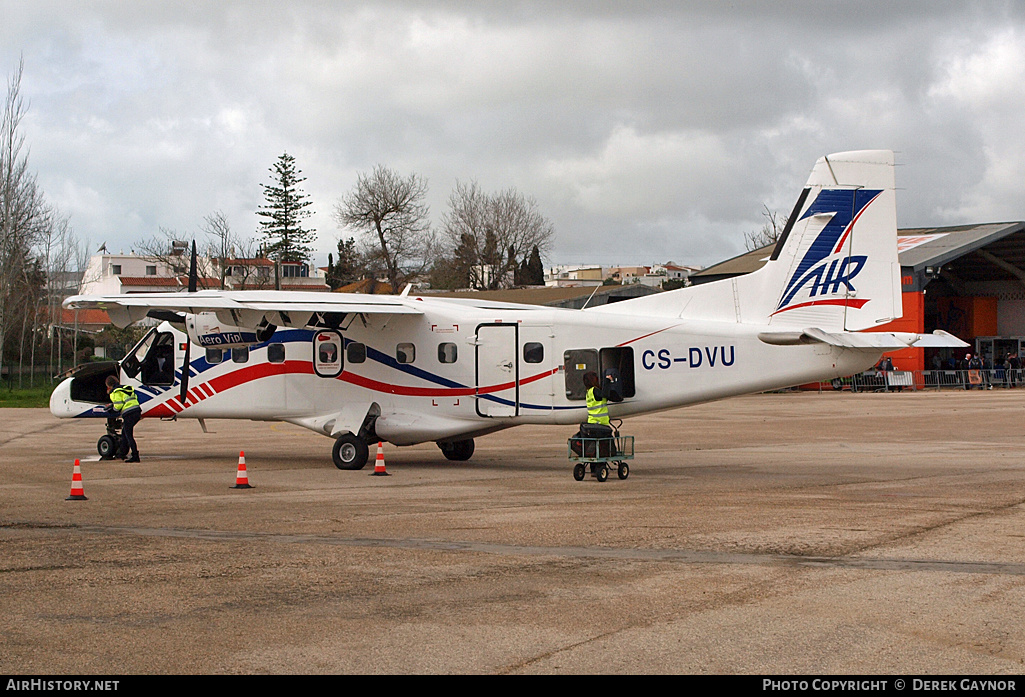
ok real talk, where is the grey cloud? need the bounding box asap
[2,1,1024,268]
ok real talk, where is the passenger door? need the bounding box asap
[475,323,518,417]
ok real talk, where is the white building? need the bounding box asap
[78,250,329,295]
[544,265,604,288]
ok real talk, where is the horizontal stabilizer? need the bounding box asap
[758,328,969,350]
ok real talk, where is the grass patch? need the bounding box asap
[0,384,56,408]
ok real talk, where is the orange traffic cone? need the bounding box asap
[66,459,88,501]
[231,450,253,489]
[371,441,389,476]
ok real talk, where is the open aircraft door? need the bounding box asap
[476,323,518,417]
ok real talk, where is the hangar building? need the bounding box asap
[690,222,1025,373]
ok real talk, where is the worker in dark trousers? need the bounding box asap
[106,375,141,462]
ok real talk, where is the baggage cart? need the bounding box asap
[567,420,634,482]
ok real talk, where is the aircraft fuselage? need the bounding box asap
[50,298,877,447]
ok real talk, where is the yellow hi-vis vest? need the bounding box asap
[586,386,609,425]
[110,385,140,413]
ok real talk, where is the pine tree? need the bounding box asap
[525,245,544,285]
[257,152,316,263]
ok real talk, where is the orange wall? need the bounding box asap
[936,296,998,339]
[871,291,924,371]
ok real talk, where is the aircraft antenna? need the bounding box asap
[580,284,601,310]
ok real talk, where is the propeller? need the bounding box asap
[179,240,198,406]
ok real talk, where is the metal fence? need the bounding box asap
[815,368,1024,392]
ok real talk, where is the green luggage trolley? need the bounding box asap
[567,420,635,482]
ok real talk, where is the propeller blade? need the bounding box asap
[180,239,198,405]
[188,240,198,293]
[179,339,191,405]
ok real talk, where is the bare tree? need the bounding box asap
[1,58,50,384]
[334,165,437,293]
[441,180,553,290]
[135,226,214,282]
[202,210,268,289]
[744,205,789,252]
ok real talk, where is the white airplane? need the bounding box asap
[52,150,966,469]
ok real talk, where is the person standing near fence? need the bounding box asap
[965,353,984,390]
[1010,353,1021,388]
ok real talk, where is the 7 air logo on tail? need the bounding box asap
[773,188,881,316]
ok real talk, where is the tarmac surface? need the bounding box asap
[2,390,1025,675]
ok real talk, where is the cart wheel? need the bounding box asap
[596,464,609,482]
[617,462,629,480]
[573,464,586,481]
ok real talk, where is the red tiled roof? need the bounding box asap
[281,283,330,292]
[60,308,111,325]
[117,276,220,288]
[221,258,274,267]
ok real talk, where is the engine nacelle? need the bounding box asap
[186,312,276,348]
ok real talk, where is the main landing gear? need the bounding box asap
[438,439,474,461]
[331,435,477,470]
[332,433,370,470]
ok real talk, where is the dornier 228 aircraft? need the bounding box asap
[52,150,967,470]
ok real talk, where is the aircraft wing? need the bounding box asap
[63,290,424,329]
[758,328,969,350]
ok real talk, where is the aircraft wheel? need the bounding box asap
[97,435,118,460]
[439,438,475,461]
[596,464,609,483]
[333,434,369,470]
[573,464,586,481]
[617,462,629,480]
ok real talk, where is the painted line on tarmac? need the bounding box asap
[71,524,1025,576]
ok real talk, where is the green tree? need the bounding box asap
[523,244,544,285]
[257,152,316,263]
[326,236,362,290]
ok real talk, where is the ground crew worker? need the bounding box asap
[106,375,141,462]
[583,371,620,425]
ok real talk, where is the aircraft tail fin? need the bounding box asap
[757,149,899,331]
[590,150,901,332]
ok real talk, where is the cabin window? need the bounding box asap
[267,343,285,364]
[396,343,415,364]
[523,342,544,364]
[563,349,599,400]
[346,342,366,363]
[232,347,249,363]
[313,330,343,378]
[318,342,338,363]
[206,347,224,364]
[438,342,457,364]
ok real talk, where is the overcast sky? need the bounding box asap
[4,1,1025,270]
